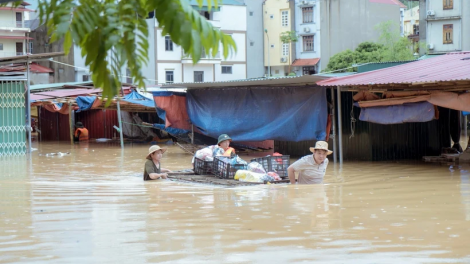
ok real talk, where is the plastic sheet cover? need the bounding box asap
[75,96,96,112]
[123,91,155,108]
[186,87,327,142]
[359,102,435,125]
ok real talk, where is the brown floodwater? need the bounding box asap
[1,142,470,263]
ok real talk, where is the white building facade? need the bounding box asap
[292,0,321,76]
[0,2,32,58]
[155,2,247,84]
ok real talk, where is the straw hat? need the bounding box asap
[309,141,333,155]
[146,145,167,159]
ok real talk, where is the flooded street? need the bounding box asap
[1,142,470,263]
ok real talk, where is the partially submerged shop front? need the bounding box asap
[316,51,470,161]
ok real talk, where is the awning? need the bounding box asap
[292,58,320,67]
[0,36,33,40]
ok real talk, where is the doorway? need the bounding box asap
[16,42,23,55]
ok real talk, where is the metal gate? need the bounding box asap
[0,81,26,156]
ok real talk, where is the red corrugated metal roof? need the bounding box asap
[292,58,320,66]
[31,94,53,101]
[317,52,470,87]
[35,89,102,98]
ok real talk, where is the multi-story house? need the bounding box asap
[0,2,33,57]
[73,1,250,85]
[287,0,402,75]
[418,0,470,55]
[262,0,295,77]
[291,0,321,76]
[155,0,247,84]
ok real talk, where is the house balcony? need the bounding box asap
[0,20,30,31]
[181,50,221,64]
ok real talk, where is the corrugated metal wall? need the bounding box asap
[75,109,119,140]
[38,106,70,141]
[275,90,452,161]
[39,107,119,141]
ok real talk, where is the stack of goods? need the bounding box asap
[213,155,248,179]
[235,161,283,183]
[193,145,219,175]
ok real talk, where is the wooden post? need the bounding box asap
[69,100,73,145]
[336,86,343,164]
[331,87,337,163]
[191,124,194,144]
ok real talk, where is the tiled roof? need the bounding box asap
[292,58,320,66]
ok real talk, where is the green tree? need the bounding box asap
[375,20,415,61]
[280,31,298,74]
[32,0,236,100]
[323,21,415,72]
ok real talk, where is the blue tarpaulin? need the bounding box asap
[123,91,155,108]
[358,102,435,124]
[464,112,470,116]
[75,96,96,112]
[186,87,327,142]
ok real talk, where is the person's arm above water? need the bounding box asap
[160,168,172,173]
[145,161,168,180]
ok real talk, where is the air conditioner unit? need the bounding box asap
[281,57,288,63]
[428,43,434,50]
[427,10,435,16]
[303,27,311,33]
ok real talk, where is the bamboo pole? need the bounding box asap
[117,100,124,148]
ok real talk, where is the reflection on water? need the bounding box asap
[1,142,470,263]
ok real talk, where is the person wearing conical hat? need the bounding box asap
[144,145,172,181]
[288,141,333,184]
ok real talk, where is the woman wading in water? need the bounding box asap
[144,145,172,181]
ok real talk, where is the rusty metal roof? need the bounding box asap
[317,52,470,87]
[35,89,103,98]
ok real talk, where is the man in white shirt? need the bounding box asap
[288,141,333,184]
